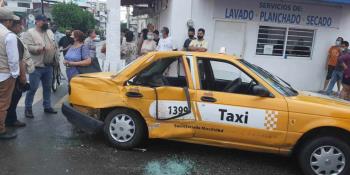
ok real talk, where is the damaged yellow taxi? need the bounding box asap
[62,51,350,175]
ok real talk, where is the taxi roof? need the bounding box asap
[145,51,241,61]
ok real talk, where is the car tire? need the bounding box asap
[298,136,350,175]
[103,109,147,149]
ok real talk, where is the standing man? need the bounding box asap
[326,41,349,96]
[51,23,64,46]
[85,29,97,59]
[22,15,58,119]
[6,16,30,128]
[323,37,343,92]
[58,29,74,56]
[0,8,20,139]
[85,29,101,71]
[183,27,196,51]
[189,28,208,52]
[157,27,177,51]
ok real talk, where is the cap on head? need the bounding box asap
[0,8,20,21]
[35,14,47,21]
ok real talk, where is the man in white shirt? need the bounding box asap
[0,8,20,140]
[157,27,177,51]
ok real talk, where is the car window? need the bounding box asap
[163,59,186,78]
[130,57,188,88]
[211,60,252,83]
[197,58,259,96]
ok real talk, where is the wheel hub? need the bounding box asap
[310,145,345,175]
[109,114,136,143]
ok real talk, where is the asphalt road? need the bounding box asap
[0,42,302,175]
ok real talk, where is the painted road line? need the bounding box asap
[18,87,43,107]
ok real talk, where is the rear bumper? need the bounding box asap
[62,102,103,133]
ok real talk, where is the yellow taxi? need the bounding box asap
[62,51,350,175]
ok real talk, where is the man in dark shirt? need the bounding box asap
[326,41,349,96]
[58,30,74,56]
[183,27,196,51]
[153,30,160,46]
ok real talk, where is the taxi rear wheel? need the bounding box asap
[298,136,350,175]
[103,109,147,149]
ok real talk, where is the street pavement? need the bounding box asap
[0,42,302,175]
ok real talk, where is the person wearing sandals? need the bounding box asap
[63,30,91,82]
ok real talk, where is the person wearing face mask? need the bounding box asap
[140,32,157,55]
[6,17,33,128]
[326,41,349,96]
[58,29,74,56]
[22,14,59,118]
[189,28,208,52]
[183,27,196,51]
[323,37,343,92]
[63,30,91,82]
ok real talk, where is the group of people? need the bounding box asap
[0,7,99,140]
[323,37,350,100]
[120,24,208,65]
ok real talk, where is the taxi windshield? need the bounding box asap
[239,60,298,97]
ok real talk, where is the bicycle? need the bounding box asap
[52,63,62,92]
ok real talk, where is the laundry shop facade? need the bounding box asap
[149,0,350,91]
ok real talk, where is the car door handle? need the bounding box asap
[126,92,143,98]
[201,96,217,103]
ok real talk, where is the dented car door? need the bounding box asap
[124,53,197,139]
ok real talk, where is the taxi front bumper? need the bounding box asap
[62,102,103,133]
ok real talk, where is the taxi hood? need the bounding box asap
[70,72,124,93]
[286,91,350,119]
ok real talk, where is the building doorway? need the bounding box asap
[213,20,246,57]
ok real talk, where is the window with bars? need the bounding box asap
[256,26,315,58]
[286,28,314,57]
[17,2,30,8]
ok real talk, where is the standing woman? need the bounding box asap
[140,32,157,55]
[63,30,91,82]
[339,51,350,100]
[121,31,137,65]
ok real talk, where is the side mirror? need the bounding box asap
[253,85,273,97]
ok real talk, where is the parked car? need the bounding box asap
[63,51,350,175]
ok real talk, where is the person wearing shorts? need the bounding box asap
[323,37,343,91]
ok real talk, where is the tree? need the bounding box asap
[52,3,96,33]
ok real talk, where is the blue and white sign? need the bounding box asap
[214,0,342,28]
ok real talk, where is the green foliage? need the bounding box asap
[52,3,96,33]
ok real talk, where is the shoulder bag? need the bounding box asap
[76,45,102,74]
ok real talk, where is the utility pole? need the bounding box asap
[106,0,121,72]
[126,6,130,29]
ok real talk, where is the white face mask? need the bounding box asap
[147,35,154,40]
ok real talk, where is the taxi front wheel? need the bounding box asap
[298,136,350,175]
[103,109,147,149]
